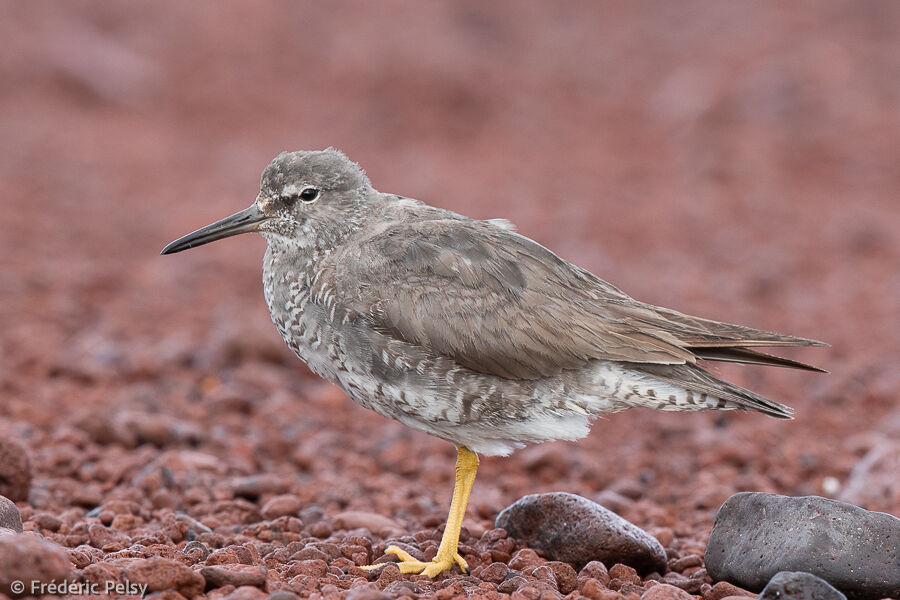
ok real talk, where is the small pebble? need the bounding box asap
[200,564,268,589]
[222,586,268,600]
[701,581,755,600]
[333,511,402,537]
[0,440,31,502]
[548,561,578,594]
[266,592,302,600]
[609,563,641,586]
[261,495,302,520]
[124,557,206,598]
[641,583,694,600]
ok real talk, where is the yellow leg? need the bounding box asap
[363,446,479,578]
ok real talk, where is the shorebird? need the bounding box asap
[162,149,824,577]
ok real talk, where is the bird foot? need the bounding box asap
[362,545,468,578]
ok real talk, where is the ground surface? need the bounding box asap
[0,2,898,599]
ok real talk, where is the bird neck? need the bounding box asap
[263,235,332,272]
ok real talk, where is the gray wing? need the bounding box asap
[326,218,823,380]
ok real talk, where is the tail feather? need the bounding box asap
[627,362,795,419]
[691,347,826,373]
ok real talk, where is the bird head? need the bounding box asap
[161,149,372,255]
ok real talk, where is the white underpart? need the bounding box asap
[447,362,718,456]
[336,358,723,457]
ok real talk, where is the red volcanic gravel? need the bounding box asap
[1,2,899,599]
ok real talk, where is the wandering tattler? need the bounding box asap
[162,149,825,577]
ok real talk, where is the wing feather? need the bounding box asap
[326,217,822,380]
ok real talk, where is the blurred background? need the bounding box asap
[0,0,897,548]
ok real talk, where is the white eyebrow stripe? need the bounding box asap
[281,183,306,197]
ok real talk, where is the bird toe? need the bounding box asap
[363,545,466,578]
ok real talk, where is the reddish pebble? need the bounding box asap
[88,523,131,551]
[511,584,543,600]
[261,495,302,520]
[31,512,62,532]
[123,557,205,598]
[609,563,641,586]
[267,592,302,600]
[580,561,611,586]
[498,576,529,594]
[509,548,544,570]
[668,554,702,572]
[292,546,329,562]
[702,581,755,600]
[0,440,31,502]
[549,561,578,594]
[345,585,391,600]
[223,586,268,600]
[375,563,402,587]
[531,565,558,589]
[581,578,619,600]
[333,511,402,536]
[144,591,189,600]
[200,564,268,589]
[286,559,328,578]
[650,528,675,549]
[481,561,510,583]
[207,548,242,565]
[307,521,333,538]
[641,583,694,600]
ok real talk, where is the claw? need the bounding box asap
[362,545,467,578]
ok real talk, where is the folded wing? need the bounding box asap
[327,219,824,380]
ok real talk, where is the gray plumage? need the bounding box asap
[164,149,825,456]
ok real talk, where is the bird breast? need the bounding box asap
[262,246,341,379]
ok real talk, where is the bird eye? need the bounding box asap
[299,187,320,203]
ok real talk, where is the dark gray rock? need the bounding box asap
[759,572,847,600]
[495,491,667,574]
[705,492,900,600]
[0,496,22,533]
